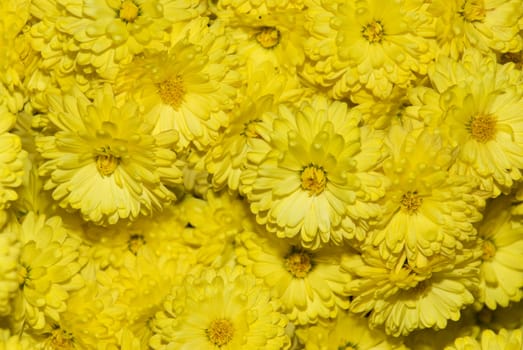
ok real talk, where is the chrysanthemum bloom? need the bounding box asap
[0,230,19,316]
[35,84,183,225]
[116,18,241,155]
[428,0,523,59]
[369,126,484,267]
[205,63,308,191]
[445,328,523,350]
[236,230,353,325]
[13,212,86,331]
[295,311,407,349]
[241,95,387,248]
[222,10,308,74]
[302,0,435,99]
[408,50,523,196]
[149,266,290,349]
[30,0,206,80]
[476,195,523,310]
[180,190,252,267]
[343,246,482,336]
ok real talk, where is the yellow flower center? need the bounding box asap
[285,250,312,278]
[157,75,186,110]
[482,240,496,260]
[242,120,262,138]
[499,51,522,69]
[339,342,358,350]
[127,234,146,255]
[255,27,281,49]
[18,265,29,288]
[300,164,327,196]
[96,154,119,177]
[461,0,486,22]
[401,191,423,214]
[207,319,234,347]
[469,113,496,143]
[362,20,385,43]
[119,0,140,23]
[47,328,75,350]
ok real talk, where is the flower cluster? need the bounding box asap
[1,0,523,348]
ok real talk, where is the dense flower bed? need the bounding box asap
[0,0,523,348]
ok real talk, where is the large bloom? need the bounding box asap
[241,95,387,248]
[343,246,482,336]
[408,49,523,196]
[149,266,290,349]
[235,230,353,325]
[35,84,183,225]
[13,212,86,331]
[368,125,484,267]
[428,0,523,59]
[446,328,523,350]
[302,0,435,99]
[476,195,523,310]
[117,18,241,154]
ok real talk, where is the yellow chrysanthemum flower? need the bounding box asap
[236,230,353,325]
[476,195,523,310]
[295,311,407,350]
[117,18,241,154]
[369,126,484,267]
[13,212,86,331]
[343,246,481,336]
[30,0,206,80]
[428,0,523,59]
[409,50,523,196]
[150,266,290,349]
[35,84,183,225]
[445,328,523,350]
[302,0,435,99]
[0,230,19,316]
[241,96,388,248]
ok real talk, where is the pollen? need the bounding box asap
[460,0,486,22]
[96,154,119,177]
[300,164,327,196]
[119,0,140,23]
[285,249,313,278]
[255,27,281,49]
[362,20,385,43]
[47,328,75,349]
[127,234,146,255]
[401,191,423,214]
[157,75,186,110]
[482,240,496,261]
[207,318,234,347]
[469,113,496,143]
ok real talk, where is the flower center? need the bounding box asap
[285,250,312,278]
[255,27,281,49]
[18,264,30,288]
[157,75,186,110]
[461,0,486,22]
[362,20,385,43]
[400,191,423,214]
[47,328,75,350]
[207,318,234,347]
[469,113,496,143]
[499,51,522,69]
[241,119,262,138]
[96,154,119,176]
[482,240,496,260]
[338,342,358,350]
[127,234,146,255]
[119,0,140,23]
[300,164,327,196]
